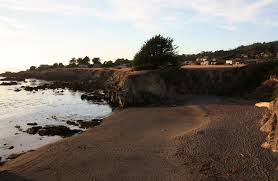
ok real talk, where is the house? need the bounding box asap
[226,60,233,65]
[78,64,89,68]
[210,58,217,65]
[197,56,209,65]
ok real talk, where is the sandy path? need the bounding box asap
[0,105,207,181]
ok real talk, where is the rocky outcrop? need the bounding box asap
[0,82,18,86]
[26,125,82,137]
[259,100,278,152]
[6,62,277,107]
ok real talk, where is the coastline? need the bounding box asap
[1,96,277,180]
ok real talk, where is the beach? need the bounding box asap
[1,97,277,181]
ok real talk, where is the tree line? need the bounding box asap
[30,35,278,71]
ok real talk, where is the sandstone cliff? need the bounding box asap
[259,100,278,152]
[2,62,277,107]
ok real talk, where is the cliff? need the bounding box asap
[2,61,277,107]
[259,100,278,152]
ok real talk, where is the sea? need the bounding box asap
[0,77,112,161]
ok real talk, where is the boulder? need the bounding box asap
[38,125,82,137]
[26,126,43,135]
[27,122,38,126]
[77,119,103,129]
[66,121,79,126]
[0,82,18,86]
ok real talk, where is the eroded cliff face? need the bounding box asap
[4,62,276,107]
[114,66,271,106]
[260,101,278,152]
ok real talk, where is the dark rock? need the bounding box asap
[7,153,24,160]
[14,88,21,92]
[66,121,79,126]
[27,122,38,126]
[81,94,88,100]
[1,77,25,82]
[81,91,106,103]
[77,119,103,129]
[38,125,82,137]
[8,146,14,150]
[0,82,18,86]
[26,126,43,135]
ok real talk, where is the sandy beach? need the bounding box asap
[1,97,278,181]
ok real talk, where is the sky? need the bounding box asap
[0,0,277,71]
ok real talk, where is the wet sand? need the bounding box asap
[1,97,278,181]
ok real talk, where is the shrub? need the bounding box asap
[133,35,180,70]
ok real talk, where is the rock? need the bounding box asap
[259,113,271,127]
[27,122,38,126]
[66,121,79,126]
[14,88,21,92]
[261,142,271,149]
[38,125,82,137]
[77,119,103,129]
[1,77,25,82]
[7,153,24,160]
[8,146,14,150]
[0,82,18,86]
[81,94,88,100]
[81,91,106,103]
[15,125,23,132]
[26,126,43,135]
[260,114,277,133]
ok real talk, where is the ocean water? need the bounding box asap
[0,78,112,161]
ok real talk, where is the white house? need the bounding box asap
[210,58,217,65]
[226,60,233,65]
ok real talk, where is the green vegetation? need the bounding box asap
[28,39,278,71]
[92,57,101,65]
[181,41,278,63]
[133,35,180,70]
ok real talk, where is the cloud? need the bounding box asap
[101,0,276,31]
[0,0,276,31]
[0,16,24,30]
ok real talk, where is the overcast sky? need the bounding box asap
[0,0,277,70]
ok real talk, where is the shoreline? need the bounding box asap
[1,96,277,180]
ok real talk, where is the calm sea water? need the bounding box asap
[0,77,112,161]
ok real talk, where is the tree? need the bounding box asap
[103,60,114,67]
[82,56,90,65]
[69,58,77,67]
[30,66,36,71]
[53,63,58,68]
[114,58,130,66]
[76,58,84,65]
[58,63,64,68]
[92,57,101,64]
[133,35,179,70]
